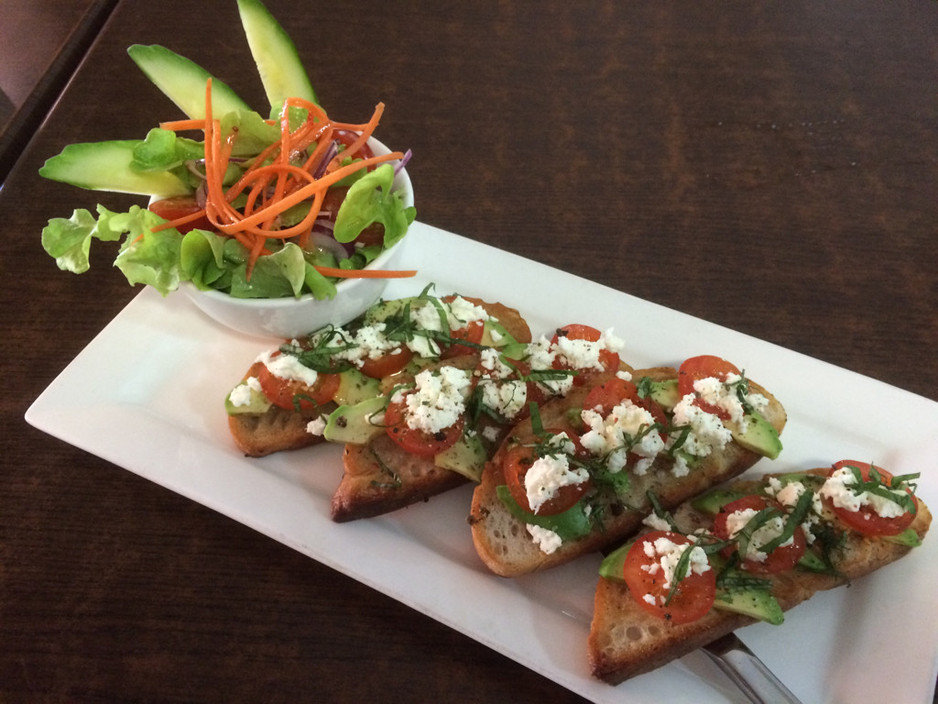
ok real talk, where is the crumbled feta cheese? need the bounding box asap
[256,350,319,386]
[480,379,528,420]
[640,535,710,601]
[526,524,563,554]
[692,374,769,433]
[400,366,472,434]
[481,425,501,443]
[765,477,823,544]
[524,434,588,514]
[642,512,672,532]
[406,302,447,357]
[306,416,327,436]
[446,295,491,329]
[670,393,733,460]
[229,376,263,407]
[671,454,691,478]
[820,467,909,519]
[580,399,664,475]
[723,507,793,562]
[524,336,573,397]
[552,327,624,372]
[478,348,513,377]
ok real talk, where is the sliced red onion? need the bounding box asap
[309,232,350,260]
[186,159,207,180]
[312,142,339,179]
[394,149,413,177]
[195,182,207,208]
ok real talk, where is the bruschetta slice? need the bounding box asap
[588,462,931,683]
[469,355,787,576]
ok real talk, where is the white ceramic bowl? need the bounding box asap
[179,137,413,340]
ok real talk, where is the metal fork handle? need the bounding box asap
[702,633,803,704]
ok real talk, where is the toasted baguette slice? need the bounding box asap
[228,406,325,457]
[332,435,470,521]
[329,297,533,522]
[588,468,932,684]
[227,295,531,459]
[469,367,786,577]
[227,361,331,457]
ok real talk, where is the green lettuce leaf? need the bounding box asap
[333,163,416,247]
[132,128,204,172]
[41,207,116,274]
[109,206,184,293]
[220,109,281,157]
[179,228,228,288]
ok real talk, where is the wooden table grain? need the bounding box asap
[0,0,117,181]
[2,1,937,702]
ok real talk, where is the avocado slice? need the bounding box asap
[691,488,747,515]
[647,378,680,410]
[333,369,382,406]
[323,396,386,444]
[434,432,486,481]
[713,588,784,625]
[598,540,634,582]
[39,141,191,197]
[495,485,593,541]
[225,381,272,415]
[731,410,783,459]
[128,44,250,120]
[237,0,317,117]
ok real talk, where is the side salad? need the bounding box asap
[39,0,416,300]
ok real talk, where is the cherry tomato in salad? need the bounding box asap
[677,355,742,421]
[148,196,213,233]
[333,129,375,162]
[502,432,591,515]
[383,393,465,457]
[823,461,917,537]
[357,347,414,379]
[255,357,340,414]
[550,324,619,382]
[623,531,716,624]
[713,495,806,574]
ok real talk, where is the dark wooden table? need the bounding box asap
[3,1,937,702]
[0,0,117,182]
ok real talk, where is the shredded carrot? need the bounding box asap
[314,266,417,279]
[151,80,411,285]
[150,208,207,233]
[159,119,206,131]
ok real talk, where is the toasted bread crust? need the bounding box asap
[459,297,532,346]
[468,368,787,577]
[331,436,469,521]
[228,406,325,457]
[587,469,932,684]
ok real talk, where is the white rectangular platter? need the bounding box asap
[26,221,938,703]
